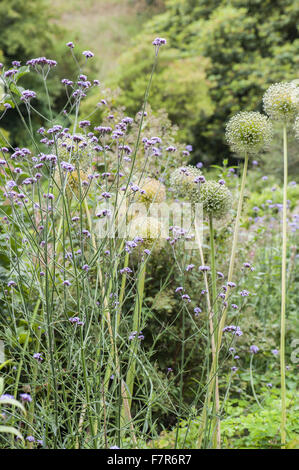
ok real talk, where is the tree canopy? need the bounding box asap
[115,0,299,163]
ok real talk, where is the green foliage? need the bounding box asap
[246,175,299,216]
[116,44,214,142]
[0,0,78,147]
[114,0,299,164]
[150,389,299,449]
[221,392,299,449]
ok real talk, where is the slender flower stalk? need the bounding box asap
[263,82,299,448]
[280,123,287,447]
[125,260,146,409]
[208,215,220,448]
[217,152,249,340]
[199,110,272,448]
[195,222,219,448]
[249,348,262,409]
[198,155,248,449]
[194,180,232,448]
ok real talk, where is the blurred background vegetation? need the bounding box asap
[0,0,298,172]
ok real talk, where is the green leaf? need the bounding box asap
[0,359,13,371]
[15,66,30,83]
[0,425,24,441]
[0,378,3,396]
[0,397,26,414]
[9,82,22,97]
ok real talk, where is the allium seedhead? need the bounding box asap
[137,178,166,205]
[263,82,299,121]
[198,180,232,220]
[128,216,166,251]
[68,168,90,191]
[225,112,273,154]
[170,165,203,202]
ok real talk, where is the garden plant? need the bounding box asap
[0,14,298,451]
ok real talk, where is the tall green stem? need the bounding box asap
[209,216,217,309]
[125,261,146,410]
[195,221,218,448]
[280,124,287,448]
[216,151,249,350]
[209,215,220,448]
[249,354,262,409]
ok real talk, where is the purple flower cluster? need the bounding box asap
[120,267,133,275]
[68,316,84,326]
[223,325,243,336]
[26,57,57,69]
[96,209,112,218]
[61,161,75,172]
[194,307,202,316]
[194,175,206,183]
[240,290,249,297]
[82,51,94,58]
[94,126,113,135]
[199,265,210,272]
[152,38,167,46]
[33,353,43,362]
[129,331,144,341]
[20,90,36,102]
[20,393,32,403]
[167,226,194,246]
[186,264,195,271]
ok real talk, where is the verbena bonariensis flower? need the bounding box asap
[152,38,167,46]
[170,165,203,202]
[263,82,299,121]
[250,345,259,354]
[20,90,37,102]
[82,50,94,58]
[20,393,32,402]
[225,111,273,155]
[198,180,232,219]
